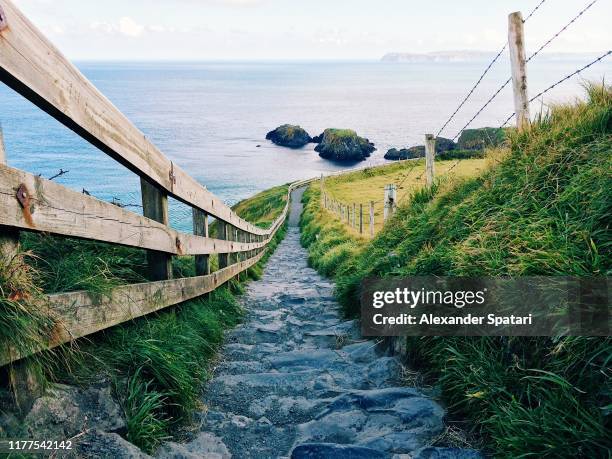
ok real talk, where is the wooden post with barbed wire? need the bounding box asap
[359,203,363,234]
[369,201,375,237]
[508,11,530,131]
[384,184,397,221]
[425,134,436,187]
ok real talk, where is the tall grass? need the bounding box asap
[0,246,56,395]
[1,184,289,452]
[300,84,612,457]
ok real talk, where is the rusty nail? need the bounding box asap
[16,183,30,209]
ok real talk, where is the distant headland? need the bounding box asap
[381,51,602,63]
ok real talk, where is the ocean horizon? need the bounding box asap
[2,58,610,232]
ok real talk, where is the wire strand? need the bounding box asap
[526,0,598,64]
[435,44,507,137]
[451,77,512,140]
[435,0,550,137]
[449,0,599,139]
[500,50,611,127]
[522,0,548,23]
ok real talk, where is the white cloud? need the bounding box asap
[119,16,144,37]
[89,16,147,37]
[90,21,115,34]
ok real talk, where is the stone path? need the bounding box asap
[159,188,481,459]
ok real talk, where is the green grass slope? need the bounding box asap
[300,85,611,457]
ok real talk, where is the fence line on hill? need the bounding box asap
[0,0,316,381]
[320,0,609,236]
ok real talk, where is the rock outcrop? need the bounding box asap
[385,137,456,161]
[384,146,425,160]
[314,129,375,162]
[265,124,312,149]
[24,384,125,439]
[457,127,505,150]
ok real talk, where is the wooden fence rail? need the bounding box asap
[0,0,314,367]
[0,0,266,237]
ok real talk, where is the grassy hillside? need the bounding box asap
[300,85,611,457]
[322,158,487,235]
[0,185,290,452]
[230,184,289,229]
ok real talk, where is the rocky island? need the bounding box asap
[385,129,505,161]
[384,137,455,160]
[266,124,312,148]
[314,128,375,162]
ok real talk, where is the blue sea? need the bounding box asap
[1,59,609,232]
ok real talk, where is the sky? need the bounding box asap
[12,0,612,60]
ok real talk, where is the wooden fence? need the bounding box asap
[0,0,312,366]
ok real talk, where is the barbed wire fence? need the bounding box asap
[434,0,608,183]
[320,0,610,236]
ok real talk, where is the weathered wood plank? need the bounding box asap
[0,164,267,256]
[0,0,266,236]
[0,175,311,367]
[0,250,265,366]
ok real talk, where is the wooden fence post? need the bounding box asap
[235,230,242,280]
[369,201,374,237]
[425,134,436,187]
[192,209,210,275]
[0,125,42,413]
[140,178,172,281]
[384,184,397,221]
[359,204,363,234]
[218,220,229,269]
[352,203,356,228]
[233,228,240,266]
[320,173,324,205]
[508,11,530,131]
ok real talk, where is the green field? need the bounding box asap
[322,158,488,235]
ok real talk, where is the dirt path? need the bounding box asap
[157,188,481,459]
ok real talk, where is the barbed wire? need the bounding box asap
[47,168,69,181]
[500,50,611,127]
[451,76,512,140]
[526,0,598,64]
[435,44,508,138]
[435,0,550,137]
[448,0,599,140]
[522,0,548,23]
[395,158,423,192]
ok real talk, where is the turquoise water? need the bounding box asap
[1,59,609,232]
